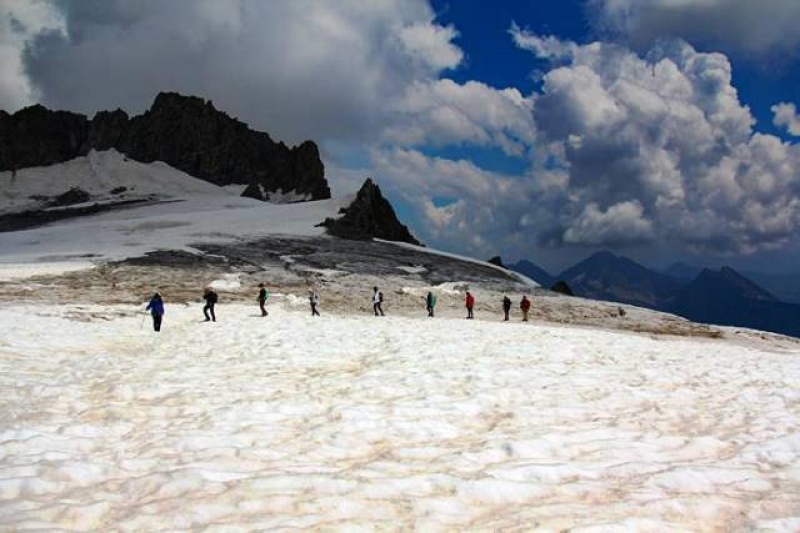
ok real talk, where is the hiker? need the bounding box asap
[373,286,385,316]
[145,292,164,332]
[425,291,436,317]
[309,290,321,316]
[502,295,512,321]
[520,295,531,322]
[258,283,269,317]
[465,291,475,319]
[203,288,218,322]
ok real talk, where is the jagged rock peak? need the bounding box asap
[0,92,330,201]
[487,256,505,268]
[320,178,421,245]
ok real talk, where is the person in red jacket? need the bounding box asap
[465,291,475,319]
[520,295,531,322]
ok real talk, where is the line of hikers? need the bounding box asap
[145,285,532,332]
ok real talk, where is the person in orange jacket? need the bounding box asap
[465,291,475,319]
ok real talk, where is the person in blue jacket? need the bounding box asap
[145,293,164,332]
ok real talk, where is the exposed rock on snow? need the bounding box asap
[320,178,420,245]
[550,280,575,296]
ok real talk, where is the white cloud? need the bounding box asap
[588,0,800,58]
[394,22,463,71]
[353,32,800,258]
[511,30,800,253]
[772,102,800,136]
[384,79,535,155]
[0,0,64,110]
[564,201,654,246]
[510,23,578,60]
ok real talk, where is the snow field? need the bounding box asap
[0,150,228,213]
[0,149,352,268]
[0,304,799,530]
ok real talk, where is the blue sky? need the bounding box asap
[3,0,800,274]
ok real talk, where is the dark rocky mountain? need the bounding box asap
[510,259,554,287]
[487,256,505,268]
[320,178,421,245]
[668,267,800,337]
[0,92,330,201]
[664,261,704,280]
[557,251,683,308]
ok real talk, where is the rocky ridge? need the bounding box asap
[0,92,330,201]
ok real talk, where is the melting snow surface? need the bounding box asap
[0,304,799,530]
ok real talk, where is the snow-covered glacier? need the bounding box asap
[0,303,798,530]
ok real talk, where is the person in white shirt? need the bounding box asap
[372,286,384,316]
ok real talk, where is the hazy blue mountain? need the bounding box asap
[742,271,800,304]
[556,251,684,308]
[668,267,800,337]
[665,261,704,281]
[510,259,555,287]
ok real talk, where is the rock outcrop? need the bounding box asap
[487,256,505,268]
[320,178,421,245]
[0,105,88,170]
[0,92,330,201]
[550,280,575,296]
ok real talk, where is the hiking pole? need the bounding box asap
[140,311,146,330]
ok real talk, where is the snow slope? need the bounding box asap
[0,151,354,268]
[0,193,347,265]
[0,150,228,213]
[0,303,798,530]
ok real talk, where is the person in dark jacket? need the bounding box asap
[309,290,321,316]
[258,283,269,317]
[425,291,436,317]
[203,288,218,322]
[502,295,512,321]
[145,293,164,332]
[465,291,475,319]
[520,295,531,322]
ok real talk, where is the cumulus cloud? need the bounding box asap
[9,0,465,145]
[367,147,571,258]
[384,79,535,155]
[394,22,463,71]
[563,201,654,246]
[773,102,800,136]
[588,0,800,59]
[508,29,800,254]
[0,0,64,110]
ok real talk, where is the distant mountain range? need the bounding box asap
[510,252,800,337]
[557,251,683,309]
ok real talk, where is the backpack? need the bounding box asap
[379,291,384,303]
[210,291,218,304]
